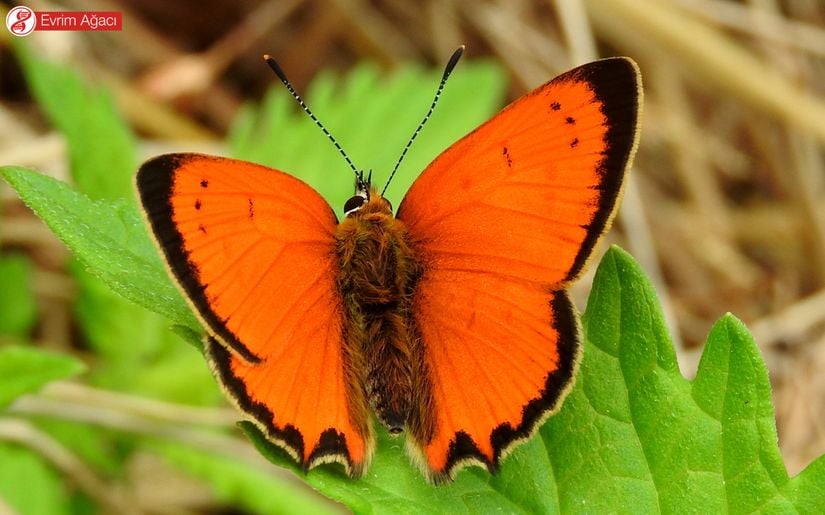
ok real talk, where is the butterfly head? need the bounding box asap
[343,170,392,217]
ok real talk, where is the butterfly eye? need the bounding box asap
[344,195,367,216]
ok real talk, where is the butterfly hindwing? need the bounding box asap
[397,58,642,480]
[136,153,374,475]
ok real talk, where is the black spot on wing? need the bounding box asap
[561,58,640,282]
[248,198,255,220]
[195,199,202,210]
[550,101,561,111]
[200,179,209,188]
[570,137,579,148]
[135,153,260,364]
[565,116,576,125]
[502,146,513,168]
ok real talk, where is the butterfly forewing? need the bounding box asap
[397,57,642,480]
[136,153,374,475]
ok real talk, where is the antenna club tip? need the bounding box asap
[263,54,289,83]
[451,46,465,61]
[444,45,465,78]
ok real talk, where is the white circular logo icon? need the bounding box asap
[6,6,36,37]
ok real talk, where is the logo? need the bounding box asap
[6,6,36,36]
[5,6,122,35]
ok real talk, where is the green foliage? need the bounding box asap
[545,247,825,513]
[159,443,340,514]
[241,420,538,513]
[37,420,121,476]
[2,48,823,513]
[0,254,38,339]
[0,166,196,330]
[12,42,211,402]
[0,345,84,409]
[0,444,70,515]
[13,43,135,200]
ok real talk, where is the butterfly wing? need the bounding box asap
[137,153,373,475]
[397,58,642,481]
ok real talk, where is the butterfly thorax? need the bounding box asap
[334,189,427,435]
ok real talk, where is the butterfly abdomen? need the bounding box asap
[335,193,429,434]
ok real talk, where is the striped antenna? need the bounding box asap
[381,46,465,196]
[264,55,360,179]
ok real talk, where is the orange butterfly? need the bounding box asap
[136,48,642,483]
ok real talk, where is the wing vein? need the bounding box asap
[422,249,570,275]
[259,271,334,361]
[427,311,545,389]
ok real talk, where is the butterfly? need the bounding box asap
[136,48,642,484]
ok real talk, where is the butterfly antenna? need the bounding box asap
[380,46,465,196]
[264,55,360,179]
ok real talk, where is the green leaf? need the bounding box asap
[14,42,135,200]
[0,345,84,409]
[781,454,825,512]
[0,254,38,338]
[240,420,575,513]
[240,421,527,514]
[542,246,823,513]
[0,444,70,515]
[0,166,197,331]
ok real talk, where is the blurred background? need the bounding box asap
[1,0,824,513]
